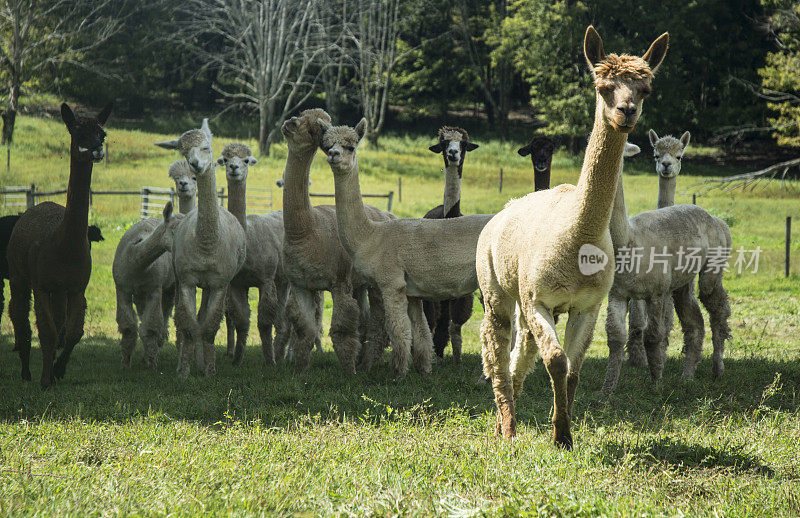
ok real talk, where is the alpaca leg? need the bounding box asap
[198,287,226,377]
[643,294,668,381]
[225,310,235,359]
[314,290,325,352]
[272,280,292,361]
[228,286,250,366]
[53,291,86,381]
[257,281,280,365]
[698,272,731,380]
[422,299,439,331]
[509,309,538,402]
[32,289,59,388]
[161,285,175,348]
[626,299,648,367]
[284,287,317,372]
[408,297,433,375]
[138,291,164,369]
[329,286,361,375]
[10,278,32,381]
[360,287,388,372]
[564,305,600,419]
[174,285,198,377]
[51,292,67,350]
[672,283,704,380]
[381,284,414,380]
[601,295,628,394]
[431,302,450,359]
[195,289,213,369]
[449,294,473,363]
[116,288,138,367]
[481,292,516,439]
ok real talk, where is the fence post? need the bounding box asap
[499,168,503,193]
[170,188,176,207]
[26,182,35,208]
[219,187,225,206]
[692,193,696,205]
[6,147,10,171]
[141,187,150,219]
[387,191,394,212]
[398,177,402,203]
[787,216,792,278]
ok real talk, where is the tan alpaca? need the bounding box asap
[477,27,669,448]
[317,118,494,379]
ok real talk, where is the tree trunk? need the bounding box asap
[258,103,271,157]
[2,81,20,145]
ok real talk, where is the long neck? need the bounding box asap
[574,99,627,239]
[196,166,219,249]
[534,159,552,192]
[282,147,316,241]
[442,162,462,216]
[332,158,373,254]
[130,224,169,272]
[58,142,93,252]
[227,177,247,229]
[657,175,676,208]
[609,164,631,248]
[178,193,195,214]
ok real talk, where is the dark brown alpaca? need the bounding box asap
[422,126,479,362]
[7,102,111,388]
[518,135,555,192]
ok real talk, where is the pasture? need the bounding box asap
[1,114,799,515]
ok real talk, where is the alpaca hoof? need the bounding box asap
[553,429,573,450]
[204,364,216,377]
[712,361,724,380]
[21,369,31,382]
[626,356,648,368]
[40,378,53,390]
[121,355,132,368]
[143,357,158,370]
[500,414,517,440]
[53,361,66,380]
[475,372,489,385]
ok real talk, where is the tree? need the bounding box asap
[175,0,327,156]
[0,0,122,144]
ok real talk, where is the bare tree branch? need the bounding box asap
[694,157,800,195]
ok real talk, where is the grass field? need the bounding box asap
[1,114,799,515]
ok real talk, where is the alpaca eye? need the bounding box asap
[345,146,355,152]
[641,87,652,98]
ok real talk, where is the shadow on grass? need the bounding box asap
[0,334,798,434]
[598,436,776,478]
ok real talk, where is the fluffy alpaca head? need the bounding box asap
[649,129,690,178]
[518,135,555,172]
[317,118,366,175]
[217,142,258,183]
[584,26,668,133]
[61,102,112,163]
[428,126,478,171]
[168,160,197,198]
[154,118,214,175]
[281,108,332,153]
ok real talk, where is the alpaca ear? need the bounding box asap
[61,103,77,133]
[163,201,174,222]
[624,142,641,157]
[246,156,258,166]
[649,129,659,148]
[465,142,479,152]
[429,143,443,153]
[517,145,531,157]
[680,131,691,149]
[642,32,669,73]
[155,139,181,150]
[317,118,333,133]
[201,118,212,140]
[584,26,606,68]
[97,102,113,126]
[355,118,368,141]
[217,157,226,166]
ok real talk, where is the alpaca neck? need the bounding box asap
[130,224,169,272]
[196,165,219,249]
[609,165,631,248]
[282,147,316,242]
[58,143,93,251]
[442,162,462,217]
[657,176,676,208]
[574,99,627,239]
[332,158,373,254]
[227,177,247,230]
[178,193,195,214]
[534,160,552,192]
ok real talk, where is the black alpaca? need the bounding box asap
[422,126,479,362]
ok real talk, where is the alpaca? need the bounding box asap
[7,102,112,387]
[113,202,185,368]
[625,129,691,367]
[317,118,495,379]
[422,126,480,363]
[280,108,393,374]
[600,128,730,394]
[518,135,556,192]
[155,119,247,377]
[1,216,102,346]
[168,160,198,214]
[477,27,669,448]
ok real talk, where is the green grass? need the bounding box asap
[1,114,800,515]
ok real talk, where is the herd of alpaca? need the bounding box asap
[1,26,736,449]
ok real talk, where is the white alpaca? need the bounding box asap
[317,118,494,379]
[155,119,247,376]
[113,202,185,368]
